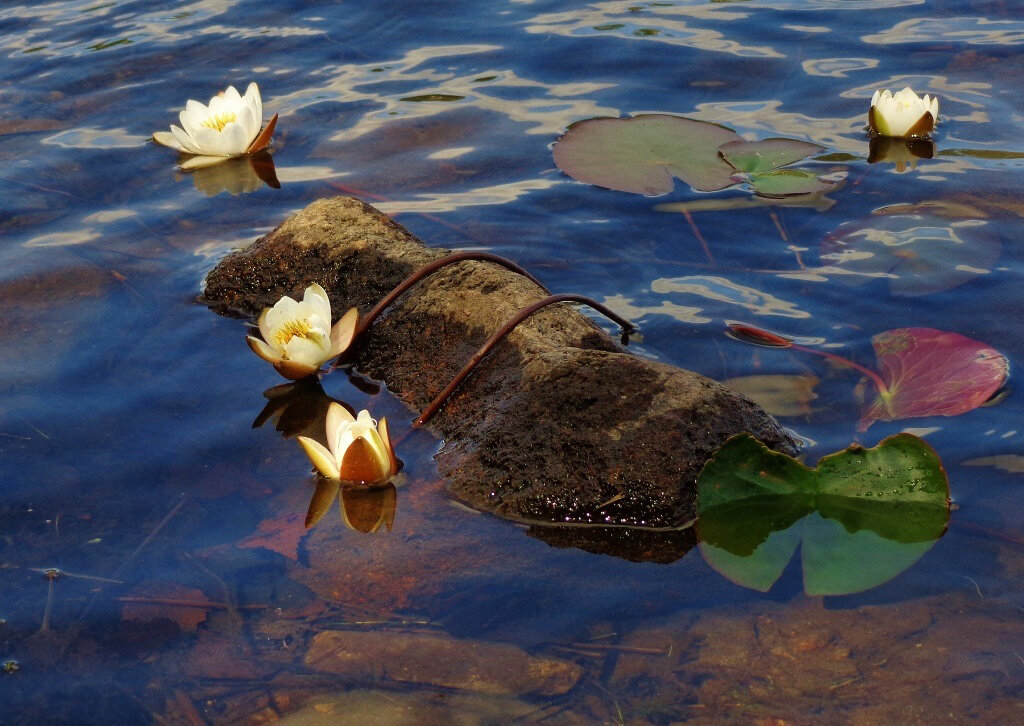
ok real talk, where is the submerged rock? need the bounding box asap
[203,197,798,551]
[304,630,582,696]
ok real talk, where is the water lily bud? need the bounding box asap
[246,284,358,379]
[297,404,398,485]
[868,87,938,139]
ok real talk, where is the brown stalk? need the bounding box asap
[415,294,635,426]
[354,251,549,336]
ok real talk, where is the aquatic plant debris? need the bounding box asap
[697,433,950,595]
[859,327,1009,431]
[726,323,1008,432]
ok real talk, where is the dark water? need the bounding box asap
[2,0,1023,722]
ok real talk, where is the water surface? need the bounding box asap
[2,0,1023,722]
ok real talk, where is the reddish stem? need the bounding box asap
[415,294,635,426]
[728,323,890,398]
[355,252,549,337]
[789,343,891,398]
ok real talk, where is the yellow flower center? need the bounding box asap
[201,112,238,132]
[273,319,318,347]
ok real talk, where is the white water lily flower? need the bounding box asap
[868,87,938,139]
[152,82,277,169]
[298,404,398,485]
[246,283,359,379]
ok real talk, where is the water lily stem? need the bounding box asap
[356,252,549,337]
[416,294,635,426]
[789,343,891,398]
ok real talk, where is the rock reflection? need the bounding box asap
[187,152,280,197]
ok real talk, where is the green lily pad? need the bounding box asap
[552,114,740,196]
[697,433,949,595]
[719,138,825,174]
[750,169,835,198]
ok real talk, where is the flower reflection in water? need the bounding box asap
[252,379,346,440]
[306,478,397,532]
[254,382,402,533]
[188,152,281,196]
[868,137,935,173]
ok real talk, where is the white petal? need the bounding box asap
[871,89,881,106]
[303,284,332,322]
[297,436,341,480]
[258,307,276,350]
[247,335,283,365]
[188,126,230,156]
[217,120,251,156]
[306,312,332,337]
[245,82,263,127]
[222,85,243,109]
[179,154,231,170]
[152,131,185,151]
[282,334,332,366]
[170,124,202,154]
[325,402,355,456]
[181,100,210,134]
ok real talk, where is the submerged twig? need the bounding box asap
[354,251,549,337]
[416,294,635,425]
[112,497,188,580]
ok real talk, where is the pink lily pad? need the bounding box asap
[859,328,1008,431]
[552,114,740,196]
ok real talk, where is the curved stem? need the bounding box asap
[415,294,635,426]
[356,252,549,336]
[790,343,891,398]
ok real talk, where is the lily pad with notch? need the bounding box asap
[697,433,950,595]
[552,114,741,195]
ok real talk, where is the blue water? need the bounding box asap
[2,0,1024,721]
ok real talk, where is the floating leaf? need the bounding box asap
[697,433,950,595]
[821,214,1000,296]
[719,138,825,174]
[552,114,740,195]
[860,328,1008,431]
[750,169,835,198]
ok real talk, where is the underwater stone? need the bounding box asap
[304,630,582,696]
[203,196,798,548]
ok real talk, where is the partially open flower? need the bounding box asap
[152,82,278,170]
[246,283,358,379]
[868,88,938,139]
[297,404,398,485]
